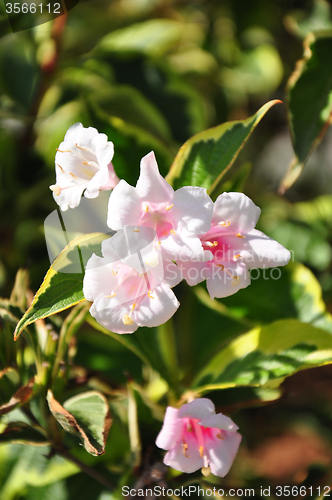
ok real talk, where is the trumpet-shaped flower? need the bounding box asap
[180,192,291,298]
[156,398,241,477]
[107,152,214,262]
[50,123,119,211]
[83,228,182,334]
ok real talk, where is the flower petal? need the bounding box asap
[213,192,261,233]
[155,407,182,450]
[134,282,180,328]
[172,186,213,235]
[200,414,239,431]
[107,180,142,230]
[178,398,215,420]
[89,294,139,334]
[164,433,204,474]
[241,229,291,269]
[52,183,85,211]
[163,261,183,288]
[136,152,174,203]
[206,261,250,299]
[206,432,242,477]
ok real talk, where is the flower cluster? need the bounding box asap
[156,398,241,477]
[50,123,291,479]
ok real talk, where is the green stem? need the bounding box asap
[157,319,180,400]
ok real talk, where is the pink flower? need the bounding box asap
[180,192,291,298]
[83,227,182,334]
[107,151,214,262]
[156,398,241,477]
[50,123,119,211]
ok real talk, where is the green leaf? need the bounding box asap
[96,19,193,58]
[47,390,112,456]
[166,100,280,191]
[193,319,332,394]
[280,32,332,192]
[219,262,332,331]
[14,233,109,340]
[0,423,48,446]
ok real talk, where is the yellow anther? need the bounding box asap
[182,443,190,458]
[199,446,204,458]
[236,233,246,238]
[105,292,117,298]
[70,172,78,179]
[144,204,149,212]
[216,264,224,270]
[148,290,154,299]
[133,228,140,232]
[122,314,134,326]
[201,466,211,477]
[170,229,176,236]
[219,220,230,227]
[234,254,242,259]
[206,241,218,247]
[49,185,61,196]
[231,276,241,287]
[166,204,174,211]
[56,148,71,153]
[57,163,65,173]
[157,241,161,249]
[131,303,136,312]
[82,161,90,165]
[217,432,224,439]
[111,269,118,276]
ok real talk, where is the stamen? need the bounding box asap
[182,443,190,458]
[187,423,193,432]
[234,254,242,259]
[111,269,118,276]
[148,290,154,299]
[219,220,230,227]
[205,241,218,247]
[144,204,149,212]
[170,229,176,236]
[216,264,224,270]
[166,204,174,211]
[57,163,65,173]
[231,276,241,287]
[105,292,117,298]
[56,148,71,153]
[157,241,161,249]
[70,172,78,179]
[133,228,140,233]
[131,303,136,312]
[49,185,61,196]
[75,143,92,153]
[82,160,99,168]
[201,466,211,477]
[199,446,204,458]
[122,314,134,326]
[217,432,224,439]
[236,233,246,238]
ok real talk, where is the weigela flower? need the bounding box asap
[156,398,241,477]
[180,192,291,298]
[83,228,182,334]
[50,123,119,211]
[107,151,214,262]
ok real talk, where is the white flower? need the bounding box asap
[50,123,119,211]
